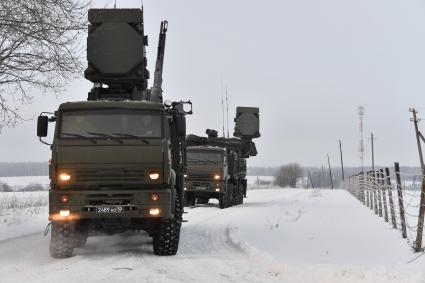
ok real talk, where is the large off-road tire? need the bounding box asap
[153,195,182,256]
[234,183,244,205]
[227,184,234,207]
[188,192,196,207]
[183,191,189,207]
[242,179,248,197]
[49,222,74,258]
[219,185,230,209]
[196,197,209,204]
[73,223,88,248]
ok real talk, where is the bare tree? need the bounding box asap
[274,163,304,188]
[0,0,90,130]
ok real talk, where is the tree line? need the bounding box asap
[0,162,48,177]
[249,164,422,189]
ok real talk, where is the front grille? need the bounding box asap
[86,192,134,205]
[76,169,146,183]
[188,174,211,182]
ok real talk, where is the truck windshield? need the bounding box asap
[187,151,223,163]
[59,110,162,138]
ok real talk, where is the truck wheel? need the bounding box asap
[227,184,234,207]
[235,183,244,205]
[183,192,189,207]
[243,179,248,197]
[196,197,209,204]
[219,185,230,209]
[188,192,196,206]
[153,195,182,256]
[219,192,226,209]
[73,223,88,248]
[49,222,74,258]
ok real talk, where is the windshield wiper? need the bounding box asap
[111,133,150,144]
[61,133,97,144]
[87,132,123,144]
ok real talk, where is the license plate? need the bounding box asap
[194,186,207,190]
[96,206,124,213]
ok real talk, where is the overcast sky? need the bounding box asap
[1,0,425,168]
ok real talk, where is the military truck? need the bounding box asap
[184,107,260,209]
[36,8,191,258]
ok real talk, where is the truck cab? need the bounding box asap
[38,99,189,258]
[184,145,247,209]
[184,146,227,206]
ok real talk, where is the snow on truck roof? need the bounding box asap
[58,100,164,111]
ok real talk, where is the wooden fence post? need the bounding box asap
[377,170,383,217]
[395,162,407,239]
[372,171,378,215]
[356,174,361,200]
[365,173,369,207]
[385,167,397,229]
[368,172,373,210]
[380,169,389,222]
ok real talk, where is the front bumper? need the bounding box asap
[49,189,172,221]
[185,180,223,193]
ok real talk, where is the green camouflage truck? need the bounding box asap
[184,107,260,209]
[36,8,191,258]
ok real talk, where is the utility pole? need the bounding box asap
[409,108,425,251]
[358,106,365,173]
[339,139,345,181]
[221,96,225,137]
[327,154,334,189]
[308,170,314,189]
[226,89,229,138]
[371,132,375,172]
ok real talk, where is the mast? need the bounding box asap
[150,20,168,102]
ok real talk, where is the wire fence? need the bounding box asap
[343,164,425,252]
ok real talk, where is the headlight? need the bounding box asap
[58,172,71,182]
[59,210,70,217]
[214,174,221,180]
[149,208,161,215]
[149,172,160,180]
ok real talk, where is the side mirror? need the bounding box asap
[164,100,172,109]
[171,100,193,115]
[175,116,186,137]
[37,116,48,137]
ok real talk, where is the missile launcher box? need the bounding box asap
[233,107,260,140]
[84,9,149,89]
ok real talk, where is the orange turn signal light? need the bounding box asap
[151,194,159,201]
[61,195,69,203]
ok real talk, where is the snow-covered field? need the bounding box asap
[0,177,424,282]
[0,191,48,241]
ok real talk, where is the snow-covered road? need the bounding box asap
[0,188,424,283]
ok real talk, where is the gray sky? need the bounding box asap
[1,0,425,168]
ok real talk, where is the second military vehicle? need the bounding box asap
[184,107,260,208]
[37,8,191,258]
